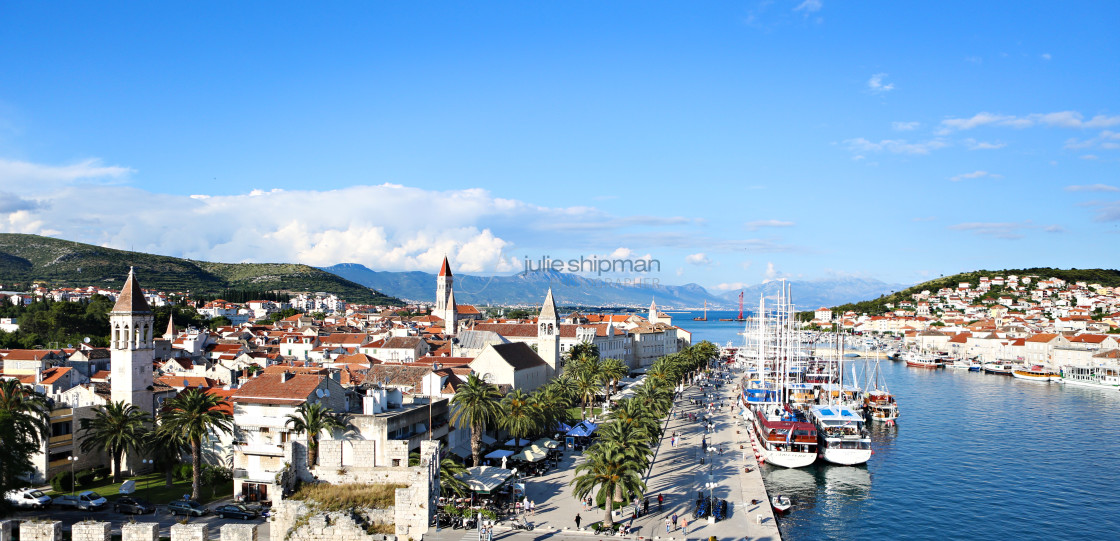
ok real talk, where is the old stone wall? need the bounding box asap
[271,500,395,541]
[10,521,256,541]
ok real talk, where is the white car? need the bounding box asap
[4,488,52,509]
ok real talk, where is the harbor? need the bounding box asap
[685,310,1120,541]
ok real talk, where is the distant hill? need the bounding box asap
[323,263,905,309]
[0,234,401,305]
[829,267,1120,315]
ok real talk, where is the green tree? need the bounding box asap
[570,440,645,528]
[146,423,187,487]
[499,389,541,441]
[159,389,234,500]
[449,374,502,467]
[573,367,601,421]
[285,402,351,468]
[599,358,629,398]
[0,379,49,495]
[78,401,152,483]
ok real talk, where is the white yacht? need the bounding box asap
[808,405,872,466]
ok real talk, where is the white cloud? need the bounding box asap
[892,121,919,131]
[685,253,711,266]
[867,73,894,94]
[794,0,822,13]
[0,158,134,183]
[610,247,634,258]
[949,170,1002,182]
[948,221,1034,240]
[1041,53,1052,60]
[714,282,750,291]
[1081,154,1100,160]
[844,137,948,155]
[1065,184,1119,192]
[1064,130,1120,150]
[965,138,1006,150]
[765,261,779,279]
[940,111,1120,133]
[1044,225,1065,233]
[744,219,795,231]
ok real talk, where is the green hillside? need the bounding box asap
[0,234,401,305]
[830,267,1120,315]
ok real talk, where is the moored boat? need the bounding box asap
[1012,365,1060,382]
[863,389,899,424]
[905,354,943,369]
[771,494,792,513]
[808,405,872,466]
[983,362,1015,375]
[1059,365,1120,388]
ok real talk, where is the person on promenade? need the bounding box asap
[529,499,536,515]
[682,516,689,535]
[672,513,678,530]
[658,493,664,510]
[665,517,672,534]
[643,497,650,515]
[575,513,582,530]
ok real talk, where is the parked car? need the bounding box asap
[4,488,52,509]
[213,503,260,520]
[53,491,108,510]
[113,496,155,514]
[167,499,208,517]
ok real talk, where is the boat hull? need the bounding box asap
[1012,370,1058,382]
[821,447,872,466]
[760,447,818,468]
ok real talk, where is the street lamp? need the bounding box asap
[706,466,715,524]
[142,459,154,501]
[67,455,79,496]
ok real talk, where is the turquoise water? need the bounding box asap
[680,311,1120,540]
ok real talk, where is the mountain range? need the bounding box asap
[0,234,400,305]
[322,263,909,310]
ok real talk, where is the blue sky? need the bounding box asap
[1,1,1118,291]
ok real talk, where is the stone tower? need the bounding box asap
[537,288,560,375]
[110,267,155,417]
[435,256,457,335]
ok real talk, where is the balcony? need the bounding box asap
[237,443,285,457]
[49,434,73,448]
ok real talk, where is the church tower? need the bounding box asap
[435,256,457,335]
[110,268,155,417]
[538,288,560,375]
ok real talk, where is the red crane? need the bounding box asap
[738,291,744,320]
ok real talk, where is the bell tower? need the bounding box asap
[110,267,155,417]
[538,288,560,375]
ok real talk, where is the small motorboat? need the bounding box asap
[771,494,792,513]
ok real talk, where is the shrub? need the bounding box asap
[75,469,97,488]
[174,463,193,482]
[289,483,407,511]
[50,470,75,493]
[91,466,111,480]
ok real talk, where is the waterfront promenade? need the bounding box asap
[452,368,779,541]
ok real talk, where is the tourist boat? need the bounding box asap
[968,359,983,372]
[771,494,792,513]
[1059,366,1120,389]
[742,386,820,469]
[948,358,971,370]
[905,354,943,369]
[983,362,1015,375]
[863,389,899,424]
[808,405,873,466]
[1012,365,1061,382]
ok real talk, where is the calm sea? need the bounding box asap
[674,310,1120,540]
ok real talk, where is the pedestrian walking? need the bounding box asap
[529,499,536,515]
[665,517,672,534]
[575,513,582,530]
[682,516,689,535]
[486,526,493,541]
[658,493,664,510]
[672,513,678,530]
[643,497,649,515]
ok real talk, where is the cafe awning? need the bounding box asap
[456,466,514,494]
[504,438,531,447]
[531,438,560,450]
[484,449,515,459]
[512,449,548,463]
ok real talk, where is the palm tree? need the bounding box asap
[573,368,600,421]
[449,373,502,467]
[159,389,233,501]
[632,381,672,418]
[534,383,574,433]
[147,422,188,487]
[599,358,629,398]
[0,379,49,492]
[285,401,350,468]
[500,389,541,441]
[608,398,661,443]
[78,401,151,483]
[570,440,645,528]
[567,341,600,369]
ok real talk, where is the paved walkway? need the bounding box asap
[466,366,780,541]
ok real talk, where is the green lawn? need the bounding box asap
[47,472,232,504]
[565,406,604,422]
